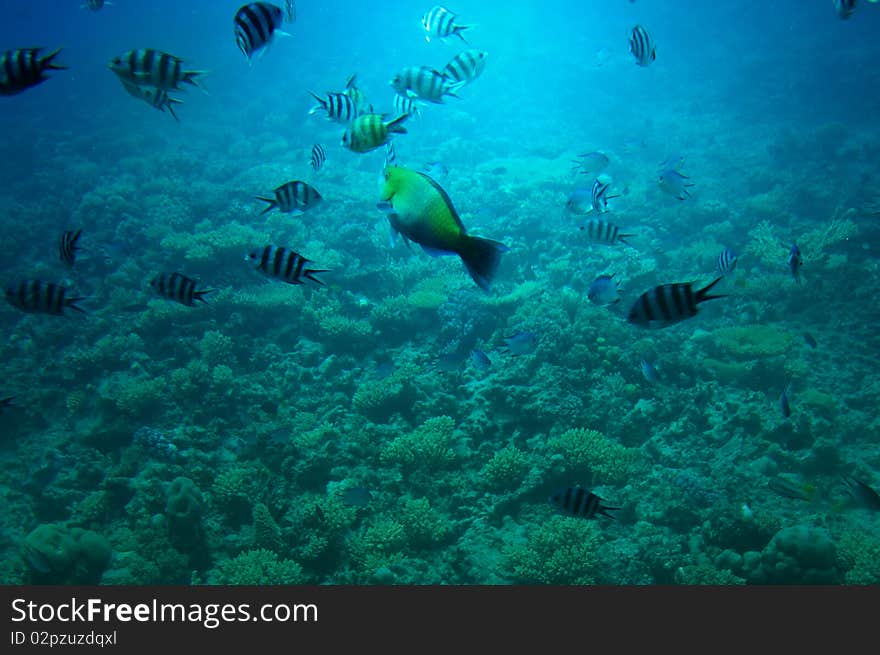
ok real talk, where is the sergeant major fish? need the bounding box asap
[391,66,464,104]
[627,278,725,328]
[150,272,214,307]
[246,245,327,286]
[590,178,620,214]
[716,247,737,275]
[549,486,618,520]
[378,166,508,291]
[59,229,83,267]
[579,218,633,246]
[0,48,66,96]
[442,49,488,85]
[310,144,326,173]
[393,94,421,119]
[308,91,359,123]
[120,80,184,121]
[629,24,656,66]
[234,2,288,61]
[109,49,206,92]
[422,6,472,43]
[256,180,322,214]
[5,280,86,316]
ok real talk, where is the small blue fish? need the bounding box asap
[716,247,737,275]
[779,384,792,418]
[788,243,802,284]
[587,274,621,306]
[658,167,694,200]
[502,331,537,356]
[640,359,659,383]
[435,351,467,372]
[571,151,609,175]
[470,349,491,370]
[565,188,594,216]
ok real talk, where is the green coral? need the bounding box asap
[200,330,235,367]
[400,497,452,548]
[674,563,745,585]
[481,446,531,491]
[381,416,457,473]
[836,530,880,584]
[503,517,601,584]
[209,549,305,585]
[252,503,283,553]
[352,378,405,422]
[545,427,640,485]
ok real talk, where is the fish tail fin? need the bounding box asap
[458,235,509,292]
[41,48,67,70]
[307,91,326,114]
[167,97,183,122]
[386,114,409,134]
[183,70,209,94]
[696,276,726,303]
[194,288,215,304]
[64,296,89,316]
[618,233,635,247]
[599,506,620,520]
[304,269,329,286]
[345,74,358,90]
[255,196,278,215]
[456,25,475,43]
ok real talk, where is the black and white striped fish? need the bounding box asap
[256,181,322,215]
[234,2,286,60]
[629,25,656,67]
[627,277,725,328]
[308,91,359,123]
[120,80,184,121]
[442,49,488,85]
[393,94,421,118]
[549,486,618,520]
[108,49,206,91]
[579,218,632,245]
[246,245,327,286]
[150,272,213,306]
[0,48,66,96]
[590,179,620,214]
[285,0,296,22]
[309,144,326,173]
[59,229,83,267]
[834,0,857,19]
[422,6,472,43]
[390,66,464,104]
[5,280,86,316]
[384,141,397,170]
[716,247,738,275]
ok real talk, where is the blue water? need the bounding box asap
[1,1,879,585]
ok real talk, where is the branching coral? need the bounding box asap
[544,427,641,485]
[380,416,457,473]
[208,549,305,584]
[503,517,601,584]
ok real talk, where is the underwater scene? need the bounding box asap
[1,0,879,586]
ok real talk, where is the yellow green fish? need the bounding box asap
[379,166,508,291]
[342,113,407,153]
